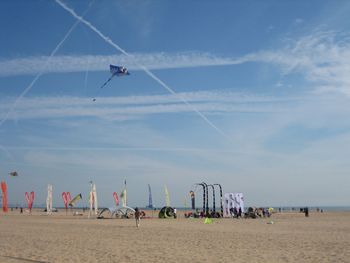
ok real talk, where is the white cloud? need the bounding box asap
[0,52,254,77]
[254,31,350,95]
[2,31,350,97]
[0,91,298,121]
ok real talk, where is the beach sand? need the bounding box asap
[0,210,349,262]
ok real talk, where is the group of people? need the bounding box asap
[229,207,243,218]
[184,209,222,218]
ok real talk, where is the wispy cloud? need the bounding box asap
[0,91,299,121]
[0,52,254,77]
[2,31,350,97]
[255,31,350,95]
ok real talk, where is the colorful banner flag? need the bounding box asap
[69,193,82,207]
[89,183,98,217]
[62,192,71,209]
[46,184,53,215]
[1,181,8,212]
[25,191,35,212]
[165,185,171,207]
[189,190,195,209]
[120,188,127,207]
[113,192,119,206]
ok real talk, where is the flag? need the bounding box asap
[69,193,82,207]
[1,181,8,212]
[189,190,195,209]
[165,185,171,207]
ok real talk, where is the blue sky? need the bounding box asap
[1,0,350,208]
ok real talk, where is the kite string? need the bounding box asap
[55,0,232,142]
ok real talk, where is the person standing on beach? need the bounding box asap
[135,207,141,228]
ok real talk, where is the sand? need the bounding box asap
[0,210,349,263]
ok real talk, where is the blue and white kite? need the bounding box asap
[92,65,130,101]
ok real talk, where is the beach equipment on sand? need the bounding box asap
[1,181,8,212]
[158,206,175,218]
[115,206,135,218]
[98,206,135,219]
[204,217,213,224]
[97,207,114,219]
[25,191,35,213]
[46,184,53,215]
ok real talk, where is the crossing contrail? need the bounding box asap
[0,3,93,128]
[55,0,232,141]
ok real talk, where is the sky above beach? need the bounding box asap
[1,0,350,208]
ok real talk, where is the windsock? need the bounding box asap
[69,193,82,207]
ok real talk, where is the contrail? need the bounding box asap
[1,145,246,153]
[55,0,232,141]
[0,4,93,128]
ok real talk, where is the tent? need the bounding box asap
[158,206,175,218]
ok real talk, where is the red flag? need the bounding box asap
[113,192,119,206]
[62,192,71,209]
[25,191,35,211]
[1,181,8,212]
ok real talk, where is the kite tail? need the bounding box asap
[92,75,115,101]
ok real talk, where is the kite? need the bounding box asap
[9,171,18,177]
[92,65,130,101]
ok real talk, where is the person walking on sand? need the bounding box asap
[135,207,141,228]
